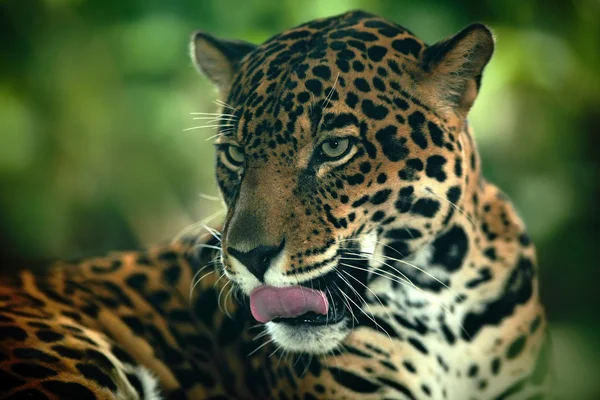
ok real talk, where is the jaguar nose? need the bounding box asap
[228,239,285,282]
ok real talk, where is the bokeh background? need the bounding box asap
[1,0,598,397]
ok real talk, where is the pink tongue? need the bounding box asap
[250,285,329,323]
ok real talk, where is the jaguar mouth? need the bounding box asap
[249,264,364,327]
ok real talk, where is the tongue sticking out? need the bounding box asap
[250,285,329,323]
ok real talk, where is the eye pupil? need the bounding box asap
[319,137,352,160]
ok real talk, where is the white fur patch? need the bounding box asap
[266,320,348,354]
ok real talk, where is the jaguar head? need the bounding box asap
[191,10,493,354]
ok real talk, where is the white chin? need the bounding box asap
[265,319,349,354]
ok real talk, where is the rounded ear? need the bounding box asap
[418,24,495,116]
[190,31,256,97]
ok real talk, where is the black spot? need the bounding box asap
[314,384,325,393]
[519,233,532,246]
[336,58,350,73]
[421,384,432,396]
[426,155,447,182]
[354,78,370,92]
[359,162,371,173]
[352,60,365,72]
[371,211,385,222]
[298,92,310,103]
[379,360,398,371]
[371,189,391,205]
[465,268,492,289]
[11,362,58,378]
[377,173,387,184]
[406,158,424,171]
[375,125,409,162]
[352,195,370,208]
[126,373,145,398]
[403,360,416,373]
[0,326,28,341]
[454,157,463,177]
[408,337,428,354]
[506,336,527,360]
[372,77,386,92]
[393,98,409,110]
[164,265,181,286]
[0,369,25,391]
[386,228,422,240]
[345,92,358,109]
[447,186,461,204]
[411,198,440,218]
[329,29,378,42]
[491,357,501,375]
[408,111,427,149]
[312,65,331,80]
[51,345,83,360]
[126,273,147,290]
[42,381,97,400]
[395,186,415,213]
[462,257,535,340]
[377,377,417,400]
[86,349,115,370]
[393,314,428,335]
[367,45,387,61]
[391,38,422,57]
[305,79,323,96]
[428,122,444,147]
[13,348,59,364]
[328,368,380,393]
[77,363,117,391]
[361,100,389,120]
[35,330,64,343]
[431,225,469,272]
[347,173,365,185]
[441,323,456,344]
[467,364,479,377]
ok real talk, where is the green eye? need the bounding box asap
[320,137,352,160]
[224,145,245,168]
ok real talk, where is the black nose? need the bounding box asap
[228,240,285,282]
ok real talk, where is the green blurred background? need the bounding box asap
[1,0,598,397]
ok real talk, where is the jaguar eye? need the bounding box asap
[224,145,245,168]
[320,137,352,160]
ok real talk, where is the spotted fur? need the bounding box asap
[1,11,551,400]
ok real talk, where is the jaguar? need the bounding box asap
[0,10,551,400]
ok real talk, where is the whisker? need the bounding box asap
[339,258,472,340]
[217,280,232,319]
[340,269,397,343]
[247,338,275,357]
[190,112,237,117]
[268,345,283,358]
[189,268,215,300]
[332,282,357,328]
[202,224,222,242]
[199,193,221,202]
[213,99,237,111]
[322,72,340,108]
[335,274,394,349]
[183,124,235,132]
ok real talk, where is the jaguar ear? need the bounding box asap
[191,31,256,96]
[419,23,494,116]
